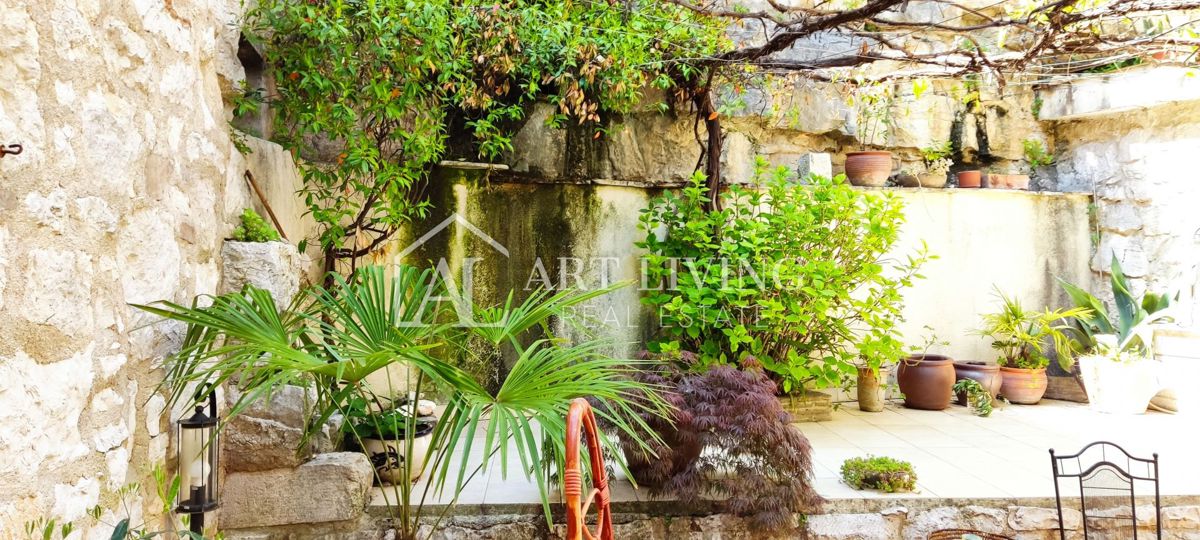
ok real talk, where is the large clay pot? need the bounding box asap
[1078,355,1161,414]
[953,362,1002,406]
[956,170,982,188]
[985,173,1031,190]
[999,367,1048,404]
[845,151,895,187]
[857,366,886,412]
[896,354,955,410]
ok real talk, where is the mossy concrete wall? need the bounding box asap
[387,167,1094,374]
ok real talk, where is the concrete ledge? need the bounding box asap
[1038,67,1200,121]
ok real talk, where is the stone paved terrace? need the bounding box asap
[371,399,1200,510]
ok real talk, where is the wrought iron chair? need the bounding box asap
[1050,441,1161,540]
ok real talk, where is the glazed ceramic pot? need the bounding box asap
[999,367,1048,404]
[985,173,1031,190]
[857,366,887,412]
[897,354,956,410]
[845,151,896,187]
[956,170,982,188]
[363,420,435,484]
[953,361,1002,406]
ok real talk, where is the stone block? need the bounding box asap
[807,513,897,539]
[1162,506,1200,529]
[220,241,302,306]
[779,390,833,422]
[1009,505,1081,531]
[220,452,372,529]
[903,506,1008,540]
[224,385,337,472]
[798,153,833,180]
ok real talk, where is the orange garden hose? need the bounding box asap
[563,398,614,540]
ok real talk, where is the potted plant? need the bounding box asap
[952,360,1001,404]
[840,455,917,493]
[846,84,896,187]
[344,397,438,484]
[953,379,994,416]
[896,329,956,410]
[984,164,1031,190]
[904,140,952,188]
[1060,254,1175,414]
[854,359,892,413]
[956,169,982,188]
[976,289,1089,404]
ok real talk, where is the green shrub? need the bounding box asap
[230,208,281,243]
[637,158,930,393]
[953,378,993,417]
[841,455,917,493]
[1022,139,1053,169]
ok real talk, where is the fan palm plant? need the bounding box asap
[134,264,668,540]
[976,288,1090,370]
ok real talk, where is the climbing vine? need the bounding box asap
[241,0,724,268]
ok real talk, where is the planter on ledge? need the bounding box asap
[956,170,982,188]
[845,151,895,187]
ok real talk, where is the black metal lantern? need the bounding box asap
[177,389,219,534]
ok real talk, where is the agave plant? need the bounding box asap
[1059,254,1174,355]
[134,264,667,540]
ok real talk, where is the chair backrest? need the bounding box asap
[1050,441,1161,540]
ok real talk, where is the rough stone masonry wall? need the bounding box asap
[1052,98,1200,327]
[0,1,256,535]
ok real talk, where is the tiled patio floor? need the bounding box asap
[371,399,1200,507]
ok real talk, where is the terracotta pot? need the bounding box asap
[985,173,1031,190]
[953,362,1002,406]
[845,151,896,187]
[917,172,949,188]
[857,366,886,412]
[999,366,1048,404]
[623,424,702,487]
[956,170,982,188]
[896,354,956,410]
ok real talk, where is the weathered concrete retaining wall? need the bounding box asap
[390,168,1094,373]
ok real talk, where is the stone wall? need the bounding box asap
[1043,69,1200,327]
[0,1,295,535]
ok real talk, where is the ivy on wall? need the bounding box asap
[241,0,725,266]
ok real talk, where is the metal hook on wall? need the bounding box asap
[0,144,23,158]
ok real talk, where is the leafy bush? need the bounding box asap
[841,455,917,493]
[620,352,823,533]
[953,379,993,417]
[230,208,280,243]
[638,159,930,393]
[976,288,1088,370]
[243,0,723,261]
[1059,253,1174,355]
